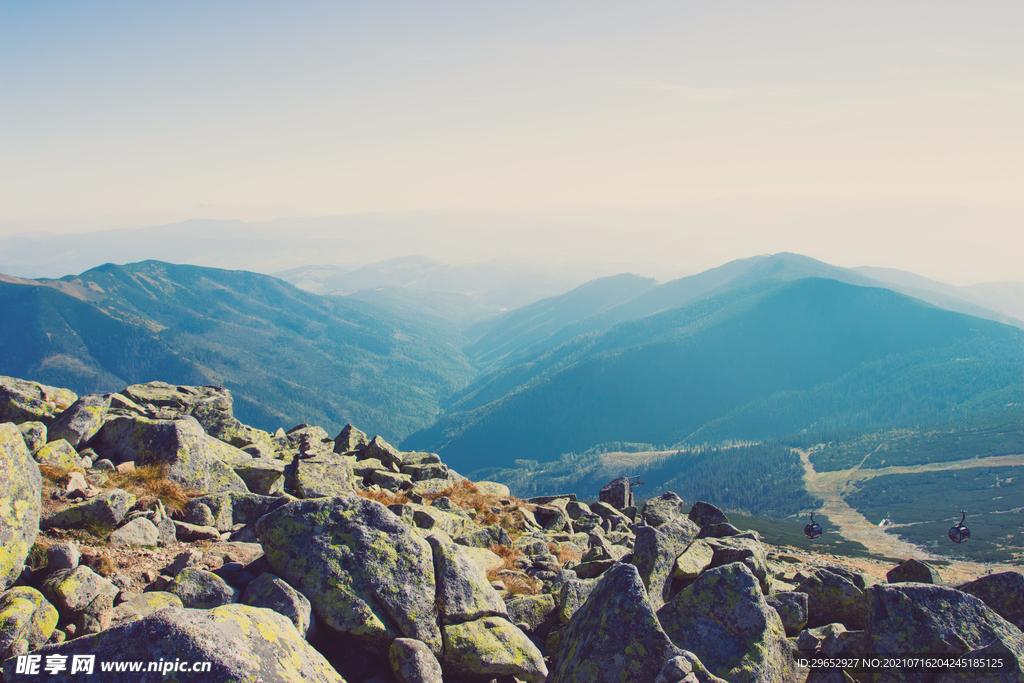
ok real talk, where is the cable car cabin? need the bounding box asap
[804,512,823,540]
[948,511,970,544]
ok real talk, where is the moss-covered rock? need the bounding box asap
[233,457,286,495]
[706,535,771,594]
[505,593,557,634]
[886,558,940,584]
[290,453,355,498]
[641,491,688,527]
[426,534,507,625]
[632,516,701,610]
[40,566,118,621]
[766,591,808,637]
[0,423,41,589]
[2,604,346,682]
[110,592,183,626]
[0,587,58,660]
[688,500,729,527]
[673,539,715,580]
[333,423,369,455]
[242,573,315,639]
[865,583,1024,680]
[109,517,159,547]
[797,569,866,630]
[440,616,547,682]
[549,562,684,683]
[15,422,46,455]
[92,416,249,493]
[168,568,238,609]
[34,439,79,468]
[389,637,443,683]
[41,488,132,531]
[47,394,112,448]
[557,578,597,626]
[255,495,442,654]
[657,562,795,683]
[0,377,76,425]
[958,571,1024,631]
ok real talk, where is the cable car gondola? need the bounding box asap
[948,510,970,544]
[804,512,823,540]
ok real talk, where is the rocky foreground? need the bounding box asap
[2,375,1024,683]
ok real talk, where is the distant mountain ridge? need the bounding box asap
[0,261,474,439]
[404,277,1024,473]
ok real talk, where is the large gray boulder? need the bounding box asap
[255,495,442,654]
[92,415,249,493]
[598,477,634,510]
[548,563,685,683]
[167,568,238,609]
[641,491,688,527]
[242,573,315,639]
[389,638,443,683]
[425,534,506,625]
[688,500,729,527]
[40,566,118,623]
[0,423,41,589]
[46,393,111,448]
[0,587,58,660]
[657,562,796,683]
[41,489,132,531]
[631,516,701,610]
[289,453,355,498]
[886,558,941,584]
[441,616,548,683]
[0,377,76,425]
[1,604,345,682]
[958,571,1024,631]
[865,582,1024,680]
[797,568,866,630]
[706,535,771,594]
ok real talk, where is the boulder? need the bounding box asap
[46,544,80,572]
[41,489,132,532]
[657,562,795,683]
[167,568,238,609]
[641,491,688,527]
[688,500,729,527]
[290,453,355,498]
[598,477,633,509]
[15,422,46,455]
[425,535,506,625]
[256,495,442,654]
[766,591,808,636]
[40,566,118,622]
[110,592,183,625]
[370,469,412,492]
[232,457,286,495]
[1,604,345,682]
[548,563,685,683]
[109,518,159,547]
[0,423,41,589]
[958,571,1024,631]
[400,463,449,482]
[505,593,557,634]
[242,572,315,639]
[92,416,249,493]
[673,539,715,580]
[557,578,598,625]
[866,583,1024,671]
[34,439,78,468]
[0,377,76,425]
[389,637,443,683]
[47,394,111,448]
[456,524,511,549]
[631,516,701,610]
[473,481,510,497]
[798,569,866,630]
[886,558,941,584]
[363,435,404,469]
[0,587,58,660]
[440,616,547,683]
[334,423,369,454]
[706,535,771,594]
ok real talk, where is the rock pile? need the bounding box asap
[2,375,1024,682]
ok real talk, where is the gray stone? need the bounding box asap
[290,453,355,498]
[370,468,412,492]
[333,423,369,454]
[242,572,316,638]
[632,516,701,610]
[673,539,715,580]
[657,562,795,683]
[505,593,557,634]
[42,488,132,532]
[558,578,598,625]
[886,558,941,584]
[688,500,729,527]
[456,524,512,549]
[363,435,404,469]
[389,637,443,683]
[167,567,238,609]
[766,591,808,636]
[256,494,442,654]
[797,569,866,630]
[110,592,183,625]
[16,422,47,454]
[641,491,688,527]
[47,394,111,448]
[599,477,633,509]
[232,457,286,495]
[46,543,80,571]
[958,571,1024,631]
[40,566,118,621]
[0,423,41,589]
[549,563,684,683]
[440,616,547,683]
[92,415,249,493]
[426,534,507,625]
[109,517,160,547]
[34,439,78,468]
[706,535,771,594]
[0,587,58,660]
[0,376,77,425]
[2,604,344,682]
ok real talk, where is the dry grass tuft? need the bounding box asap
[423,480,535,537]
[548,542,582,568]
[38,464,83,485]
[81,552,115,577]
[107,463,200,515]
[485,545,541,595]
[356,488,412,506]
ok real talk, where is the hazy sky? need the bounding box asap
[2,1,1022,282]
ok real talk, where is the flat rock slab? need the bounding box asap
[0,423,41,589]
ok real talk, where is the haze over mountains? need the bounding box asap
[3,251,1022,465]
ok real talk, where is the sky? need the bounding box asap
[1,1,1022,283]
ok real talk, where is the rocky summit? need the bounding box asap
[2,374,1023,682]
